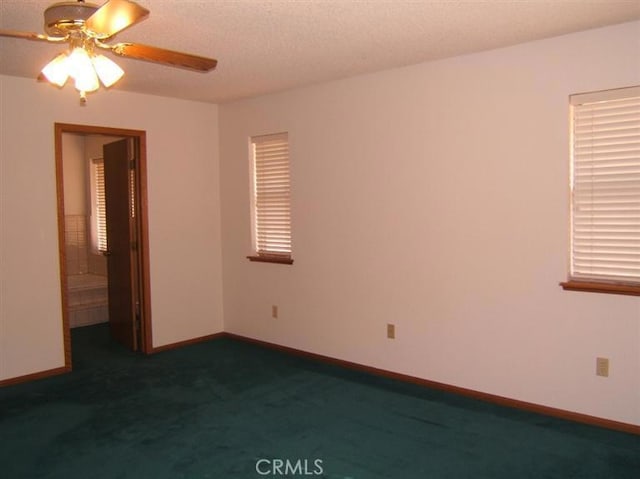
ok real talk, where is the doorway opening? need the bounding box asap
[55,123,152,367]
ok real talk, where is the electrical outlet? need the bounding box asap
[387,323,395,339]
[272,305,278,319]
[596,357,609,377]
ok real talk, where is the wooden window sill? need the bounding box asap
[247,255,294,265]
[560,280,640,297]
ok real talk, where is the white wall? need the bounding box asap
[0,77,224,380]
[219,22,640,425]
[61,134,86,215]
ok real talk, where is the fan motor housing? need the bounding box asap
[44,1,99,37]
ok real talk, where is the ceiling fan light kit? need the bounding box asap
[1,0,217,104]
[41,31,125,102]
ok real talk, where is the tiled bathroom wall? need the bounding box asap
[64,214,109,328]
[64,215,89,275]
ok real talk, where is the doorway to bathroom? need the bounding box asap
[54,123,152,368]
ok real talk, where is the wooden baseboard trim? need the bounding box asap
[150,332,226,354]
[225,333,640,435]
[3,333,638,434]
[0,332,226,385]
[0,366,70,388]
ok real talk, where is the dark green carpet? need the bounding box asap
[0,324,638,479]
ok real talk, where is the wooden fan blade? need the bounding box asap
[0,29,55,42]
[111,43,217,72]
[84,0,149,39]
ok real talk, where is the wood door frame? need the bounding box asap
[55,123,153,366]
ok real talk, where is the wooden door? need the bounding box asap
[104,138,138,351]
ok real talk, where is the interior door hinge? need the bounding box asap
[129,158,136,170]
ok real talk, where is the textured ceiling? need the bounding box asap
[1,0,639,104]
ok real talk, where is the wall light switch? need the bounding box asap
[387,323,395,339]
[272,305,278,319]
[596,357,609,377]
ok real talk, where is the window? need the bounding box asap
[90,158,107,253]
[247,133,293,264]
[561,86,640,296]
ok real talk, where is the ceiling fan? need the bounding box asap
[0,0,218,102]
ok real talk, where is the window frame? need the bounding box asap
[560,86,640,296]
[246,132,293,265]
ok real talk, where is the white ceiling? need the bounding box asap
[1,0,639,104]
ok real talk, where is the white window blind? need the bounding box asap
[251,133,292,258]
[92,158,108,252]
[569,86,640,285]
